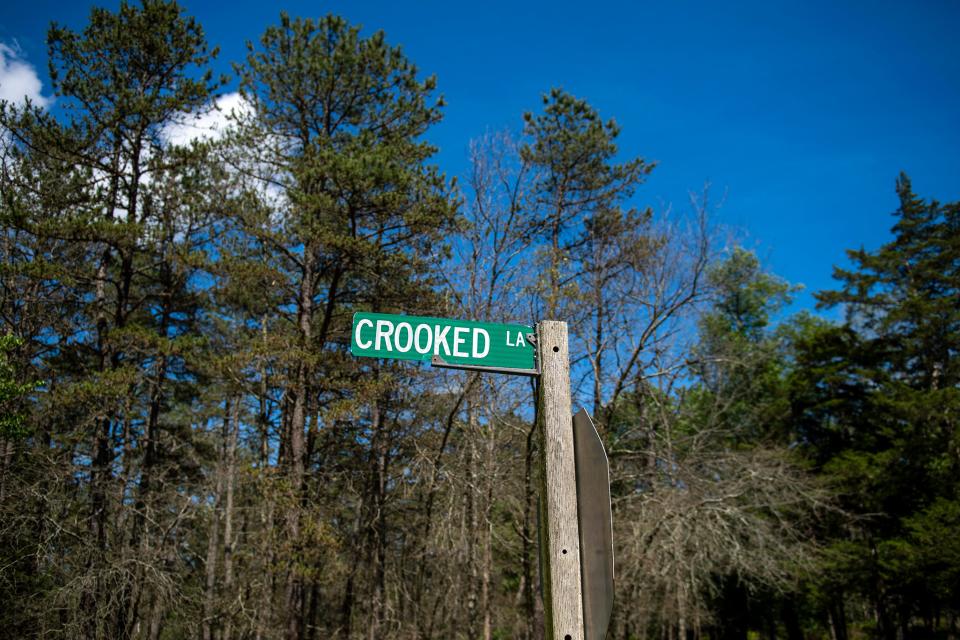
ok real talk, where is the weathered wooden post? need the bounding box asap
[536,320,584,640]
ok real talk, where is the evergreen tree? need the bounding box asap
[696,247,796,443]
[521,89,653,319]
[224,13,458,637]
[0,1,223,635]
[0,335,35,440]
[791,174,960,639]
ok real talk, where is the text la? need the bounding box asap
[506,331,526,348]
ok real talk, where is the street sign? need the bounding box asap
[350,312,538,375]
[573,408,614,640]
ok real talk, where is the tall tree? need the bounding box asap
[521,89,653,320]
[791,174,960,639]
[0,1,222,636]
[225,13,457,637]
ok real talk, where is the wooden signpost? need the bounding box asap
[536,321,585,640]
[351,312,613,640]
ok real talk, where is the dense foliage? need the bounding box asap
[0,2,956,639]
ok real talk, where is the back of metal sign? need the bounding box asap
[573,408,614,640]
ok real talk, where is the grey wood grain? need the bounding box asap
[537,321,584,640]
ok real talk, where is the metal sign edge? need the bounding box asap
[430,354,540,377]
[573,408,614,640]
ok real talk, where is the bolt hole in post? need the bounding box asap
[565,635,572,640]
[562,549,567,554]
[553,345,559,352]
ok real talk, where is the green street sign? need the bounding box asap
[350,312,538,375]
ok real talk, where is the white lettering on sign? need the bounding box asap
[453,327,469,357]
[506,330,526,347]
[375,320,394,351]
[472,328,490,358]
[395,322,413,353]
[355,318,374,349]
[414,324,432,354]
[434,325,451,356]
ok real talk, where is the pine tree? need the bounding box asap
[0,1,223,635]
[696,247,796,443]
[224,14,458,636]
[521,89,653,319]
[792,174,960,639]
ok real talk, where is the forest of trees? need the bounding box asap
[0,2,958,639]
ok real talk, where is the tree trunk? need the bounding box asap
[0,438,12,502]
[482,410,495,640]
[340,501,363,640]
[520,418,537,640]
[203,399,231,640]
[222,396,240,640]
[782,598,804,640]
[593,284,604,421]
[829,598,848,640]
[256,497,276,640]
[285,251,314,639]
[466,400,480,640]
[368,402,388,640]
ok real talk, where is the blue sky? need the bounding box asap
[2,0,959,314]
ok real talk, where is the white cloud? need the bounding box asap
[161,91,294,225]
[0,42,51,108]
[162,91,251,147]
